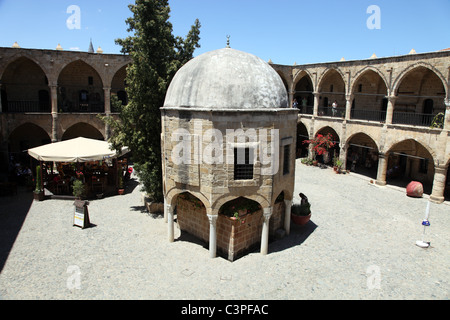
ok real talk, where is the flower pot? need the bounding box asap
[291,203,311,225]
[118,189,125,195]
[291,213,311,226]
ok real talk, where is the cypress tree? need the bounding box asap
[107,0,201,202]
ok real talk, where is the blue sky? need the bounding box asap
[0,0,448,65]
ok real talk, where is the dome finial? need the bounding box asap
[226,35,231,48]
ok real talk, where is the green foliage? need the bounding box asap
[72,180,85,199]
[430,112,444,129]
[291,203,311,217]
[333,157,343,169]
[104,0,201,202]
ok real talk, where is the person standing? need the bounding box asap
[332,100,338,117]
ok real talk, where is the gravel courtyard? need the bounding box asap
[0,160,448,300]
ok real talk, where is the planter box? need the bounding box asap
[146,201,164,214]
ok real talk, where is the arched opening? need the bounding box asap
[175,192,209,247]
[386,139,434,194]
[58,60,104,113]
[111,65,128,111]
[351,69,388,122]
[218,196,263,261]
[8,123,51,185]
[315,127,340,164]
[294,74,314,114]
[62,123,104,141]
[1,57,50,112]
[318,69,346,117]
[393,66,446,127]
[296,122,309,158]
[346,133,379,178]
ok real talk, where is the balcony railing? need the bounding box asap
[392,112,436,127]
[1,101,106,113]
[351,109,386,122]
[3,101,50,113]
[60,102,105,113]
[295,105,313,115]
[297,106,443,129]
[317,107,344,118]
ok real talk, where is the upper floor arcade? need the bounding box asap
[0,47,132,114]
[272,49,450,130]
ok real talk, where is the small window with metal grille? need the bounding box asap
[283,144,290,175]
[234,148,254,180]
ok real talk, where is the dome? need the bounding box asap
[163,48,288,110]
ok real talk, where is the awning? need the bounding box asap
[27,137,130,162]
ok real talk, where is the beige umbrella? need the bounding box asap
[28,137,129,162]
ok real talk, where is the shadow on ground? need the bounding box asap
[269,220,318,254]
[0,188,34,272]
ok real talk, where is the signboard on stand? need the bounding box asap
[73,200,90,229]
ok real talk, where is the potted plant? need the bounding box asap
[72,179,86,200]
[333,157,343,173]
[118,167,124,195]
[33,165,45,201]
[291,193,311,226]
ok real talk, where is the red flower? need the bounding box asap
[303,133,336,155]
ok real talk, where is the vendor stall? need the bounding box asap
[27,137,130,199]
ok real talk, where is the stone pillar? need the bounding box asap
[345,94,353,121]
[167,204,174,242]
[260,207,272,255]
[104,87,111,114]
[207,214,218,259]
[430,165,447,204]
[444,100,450,131]
[50,85,59,142]
[340,145,348,169]
[164,198,169,223]
[376,152,388,186]
[289,90,294,109]
[104,87,112,140]
[385,96,397,125]
[313,92,320,117]
[283,200,292,236]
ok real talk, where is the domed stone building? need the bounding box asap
[161,47,298,261]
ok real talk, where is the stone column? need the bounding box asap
[167,204,174,243]
[103,87,111,140]
[313,92,320,117]
[385,95,397,125]
[164,197,169,223]
[289,90,294,109]
[345,94,353,121]
[430,165,447,204]
[376,152,388,186]
[103,87,111,114]
[340,145,348,169]
[283,200,292,236]
[207,214,218,259]
[50,85,59,142]
[260,208,272,255]
[444,100,450,131]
